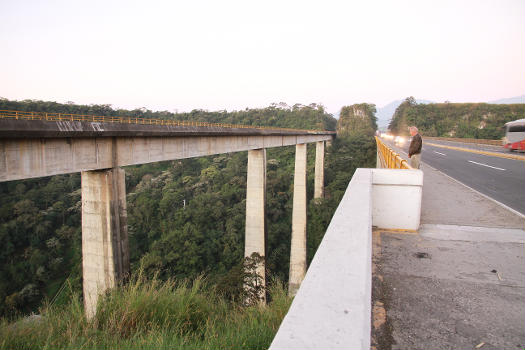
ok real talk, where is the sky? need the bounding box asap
[0,0,524,116]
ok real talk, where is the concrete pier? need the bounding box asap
[81,167,129,318]
[314,141,325,199]
[289,143,308,296]
[245,149,267,301]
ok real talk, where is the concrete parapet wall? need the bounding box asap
[270,168,423,349]
[270,169,373,350]
[372,169,423,231]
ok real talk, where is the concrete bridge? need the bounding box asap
[0,112,335,317]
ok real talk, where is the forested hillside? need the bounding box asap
[0,99,375,319]
[388,97,525,139]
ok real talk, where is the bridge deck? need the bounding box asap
[0,119,334,182]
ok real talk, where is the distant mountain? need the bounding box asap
[488,95,525,104]
[376,99,433,129]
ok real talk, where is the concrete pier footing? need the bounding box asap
[289,144,308,296]
[245,149,267,301]
[81,167,129,319]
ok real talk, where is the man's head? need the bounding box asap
[409,126,418,136]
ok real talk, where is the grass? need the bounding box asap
[0,272,292,350]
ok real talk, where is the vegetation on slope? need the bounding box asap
[388,96,525,139]
[0,272,292,350]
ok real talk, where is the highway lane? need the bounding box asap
[385,139,525,215]
[425,139,525,158]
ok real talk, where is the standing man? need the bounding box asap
[408,126,422,169]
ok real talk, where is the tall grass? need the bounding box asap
[0,272,291,350]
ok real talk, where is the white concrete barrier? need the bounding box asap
[270,168,423,349]
[270,169,372,350]
[372,169,423,231]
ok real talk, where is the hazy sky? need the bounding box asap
[1,0,523,115]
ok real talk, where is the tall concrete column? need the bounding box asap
[81,167,129,318]
[314,141,325,199]
[289,143,307,296]
[245,148,267,302]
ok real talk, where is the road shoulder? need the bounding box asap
[421,162,525,228]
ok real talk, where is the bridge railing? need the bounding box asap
[0,109,331,134]
[375,136,412,169]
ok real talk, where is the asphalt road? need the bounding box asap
[425,139,525,156]
[386,138,525,215]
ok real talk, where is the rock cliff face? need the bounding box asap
[336,104,377,137]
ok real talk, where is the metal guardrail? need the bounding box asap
[375,136,412,169]
[0,110,331,134]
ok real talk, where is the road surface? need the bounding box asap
[386,138,525,216]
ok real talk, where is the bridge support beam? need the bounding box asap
[245,149,267,302]
[314,141,325,199]
[81,167,129,319]
[289,143,307,296]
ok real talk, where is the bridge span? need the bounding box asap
[0,112,334,318]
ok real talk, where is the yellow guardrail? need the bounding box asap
[0,110,331,134]
[375,136,412,169]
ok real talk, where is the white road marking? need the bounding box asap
[434,151,446,156]
[468,160,505,171]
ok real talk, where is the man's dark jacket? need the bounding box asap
[408,134,422,157]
